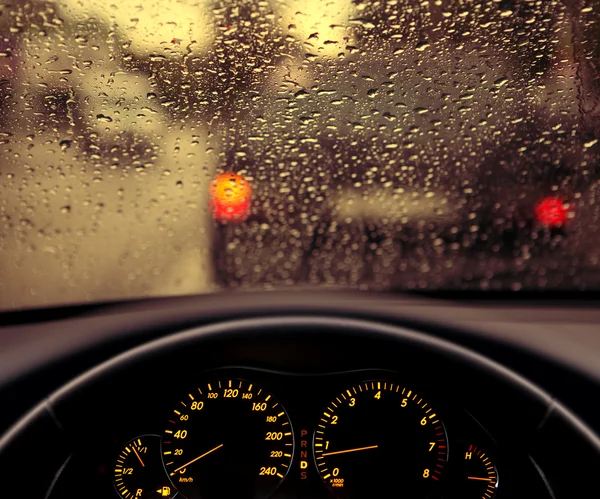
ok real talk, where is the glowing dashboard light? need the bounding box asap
[534,196,570,227]
[210,172,252,223]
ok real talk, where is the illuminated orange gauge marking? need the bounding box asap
[313,380,448,494]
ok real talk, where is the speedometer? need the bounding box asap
[162,378,294,499]
[313,380,447,498]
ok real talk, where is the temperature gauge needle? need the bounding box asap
[322,445,378,457]
[172,443,224,474]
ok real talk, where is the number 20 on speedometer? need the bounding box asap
[313,380,447,498]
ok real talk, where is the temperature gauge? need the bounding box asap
[453,443,498,499]
[114,435,174,499]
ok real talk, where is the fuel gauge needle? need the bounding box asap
[132,446,145,467]
[172,443,224,474]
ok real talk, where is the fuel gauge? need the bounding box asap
[453,443,498,499]
[114,435,174,499]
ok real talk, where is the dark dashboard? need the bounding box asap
[51,362,541,499]
[0,292,599,499]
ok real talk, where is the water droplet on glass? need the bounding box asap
[415,41,430,52]
[294,89,309,99]
[493,77,508,87]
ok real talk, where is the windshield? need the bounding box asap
[1,0,599,309]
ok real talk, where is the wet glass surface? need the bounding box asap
[1,0,600,308]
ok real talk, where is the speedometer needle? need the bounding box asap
[322,445,378,457]
[172,443,224,473]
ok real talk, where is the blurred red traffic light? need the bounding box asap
[534,196,570,227]
[210,172,252,223]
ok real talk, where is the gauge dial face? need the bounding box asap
[454,444,498,499]
[114,435,174,499]
[313,380,448,498]
[162,378,294,499]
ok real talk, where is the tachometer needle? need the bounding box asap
[322,445,378,457]
[172,443,224,473]
[132,446,145,467]
[468,477,491,481]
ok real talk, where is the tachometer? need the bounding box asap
[313,380,447,498]
[162,378,294,499]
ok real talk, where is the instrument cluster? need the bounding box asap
[47,366,547,499]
